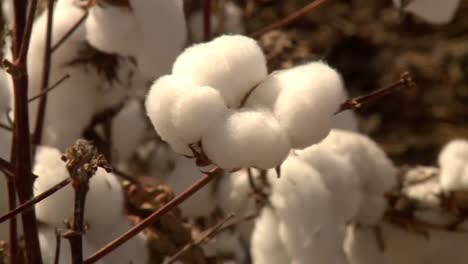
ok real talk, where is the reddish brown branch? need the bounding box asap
[0,178,71,224]
[84,167,224,264]
[249,0,329,38]
[51,12,88,53]
[7,179,18,264]
[28,74,70,103]
[33,0,56,147]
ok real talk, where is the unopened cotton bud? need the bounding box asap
[86,4,140,55]
[251,208,290,264]
[172,35,267,108]
[145,75,197,154]
[202,109,290,170]
[393,0,461,25]
[172,86,228,144]
[274,62,344,149]
[438,139,468,191]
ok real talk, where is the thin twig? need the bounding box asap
[249,0,329,38]
[51,11,88,53]
[0,178,71,224]
[28,74,70,103]
[166,213,235,263]
[337,72,416,113]
[203,0,212,41]
[84,167,224,264]
[33,0,56,147]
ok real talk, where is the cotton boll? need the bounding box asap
[393,0,461,25]
[438,139,468,192]
[251,208,290,264]
[274,62,344,149]
[87,217,149,264]
[271,156,347,264]
[202,231,247,263]
[163,156,217,218]
[86,4,141,55]
[33,146,126,230]
[172,35,267,107]
[112,99,147,163]
[244,70,286,109]
[296,145,362,224]
[172,86,228,144]
[202,109,290,170]
[344,225,386,264]
[145,75,197,155]
[1,0,13,27]
[131,0,187,78]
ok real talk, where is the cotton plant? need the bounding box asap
[438,139,468,192]
[146,35,347,171]
[188,1,245,43]
[85,0,186,79]
[393,0,461,24]
[32,146,149,264]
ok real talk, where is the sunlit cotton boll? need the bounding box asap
[163,156,217,218]
[274,62,344,149]
[271,156,348,264]
[251,207,290,264]
[172,35,268,108]
[438,139,468,192]
[393,0,461,25]
[202,109,291,170]
[131,0,187,78]
[172,86,228,144]
[145,75,198,156]
[33,146,125,230]
[86,3,141,56]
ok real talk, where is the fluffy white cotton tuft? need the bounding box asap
[320,129,397,224]
[145,75,197,155]
[112,99,147,163]
[86,4,141,55]
[297,144,362,224]
[393,0,461,25]
[250,207,291,264]
[172,86,228,144]
[131,0,187,78]
[172,35,267,108]
[33,146,125,231]
[202,109,290,170]
[274,62,344,149]
[438,139,468,192]
[163,156,217,218]
[271,156,348,264]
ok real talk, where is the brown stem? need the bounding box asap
[203,0,212,41]
[68,183,88,264]
[7,179,18,264]
[0,157,15,178]
[249,0,329,38]
[337,72,415,113]
[84,167,224,264]
[10,0,43,262]
[51,12,88,53]
[0,178,71,224]
[28,74,71,103]
[33,0,55,147]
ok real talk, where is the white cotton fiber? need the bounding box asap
[393,0,461,25]
[86,4,141,55]
[112,99,147,163]
[438,139,468,192]
[344,225,385,264]
[172,35,268,108]
[145,75,197,155]
[202,231,247,263]
[244,70,286,109]
[202,109,291,170]
[131,0,187,78]
[274,62,344,149]
[172,86,228,144]
[297,145,362,224]
[33,146,125,231]
[271,156,348,264]
[0,70,11,112]
[251,207,290,264]
[163,156,217,218]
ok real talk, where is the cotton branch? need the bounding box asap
[84,167,224,264]
[249,0,329,38]
[61,140,112,264]
[51,12,88,53]
[28,74,71,103]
